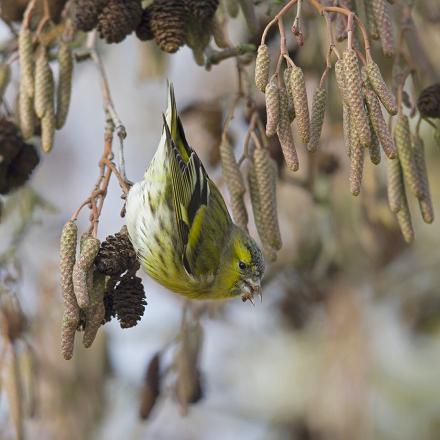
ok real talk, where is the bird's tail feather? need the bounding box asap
[165,82,191,162]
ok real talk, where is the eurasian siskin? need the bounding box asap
[125,84,265,301]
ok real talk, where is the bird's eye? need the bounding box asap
[238,261,246,270]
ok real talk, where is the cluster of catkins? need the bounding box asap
[332,0,396,57]
[220,131,282,262]
[17,26,73,153]
[60,223,146,360]
[0,118,39,196]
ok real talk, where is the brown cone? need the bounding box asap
[97,0,142,44]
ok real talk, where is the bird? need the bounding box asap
[125,84,265,301]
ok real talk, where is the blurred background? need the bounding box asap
[0,1,440,439]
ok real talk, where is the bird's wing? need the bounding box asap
[163,84,231,278]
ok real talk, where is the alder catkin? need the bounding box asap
[56,42,73,129]
[364,0,380,40]
[289,65,310,144]
[372,0,395,57]
[368,118,381,165]
[265,75,280,137]
[411,135,434,224]
[255,44,270,92]
[276,87,299,171]
[73,236,100,309]
[364,85,396,159]
[307,85,327,152]
[19,28,34,98]
[366,59,397,115]
[335,60,351,156]
[349,132,365,196]
[41,107,55,153]
[283,66,296,121]
[60,220,79,360]
[394,114,423,199]
[230,192,248,231]
[387,156,403,213]
[19,81,35,140]
[253,148,282,251]
[219,137,245,196]
[342,49,371,147]
[34,47,54,119]
[396,195,414,243]
[83,271,106,348]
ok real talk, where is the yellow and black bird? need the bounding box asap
[125,84,264,300]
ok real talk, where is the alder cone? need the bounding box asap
[289,65,310,144]
[307,85,327,152]
[113,274,147,328]
[97,0,142,43]
[72,0,106,32]
[417,83,440,119]
[136,6,154,41]
[185,0,219,21]
[265,75,280,137]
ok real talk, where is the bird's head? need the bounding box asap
[217,225,265,300]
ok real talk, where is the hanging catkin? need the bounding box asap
[265,74,280,137]
[283,66,296,121]
[56,42,74,129]
[19,28,34,98]
[307,84,327,152]
[19,81,35,140]
[387,156,404,213]
[83,271,106,348]
[342,49,371,147]
[289,65,310,144]
[73,235,100,309]
[411,135,434,224]
[349,132,365,196]
[253,148,282,251]
[396,195,414,243]
[219,136,245,196]
[255,44,270,92]
[334,60,351,156]
[372,0,395,57]
[366,59,397,115]
[364,0,379,40]
[368,119,381,165]
[364,85,396,159]
[60,220,79,360]
[394,114,423,199]
[34,47,54,119]
[276,87,299,171]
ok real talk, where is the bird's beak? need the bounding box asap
[241,279,262,303]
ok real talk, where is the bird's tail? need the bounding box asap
[164,82,191,162]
